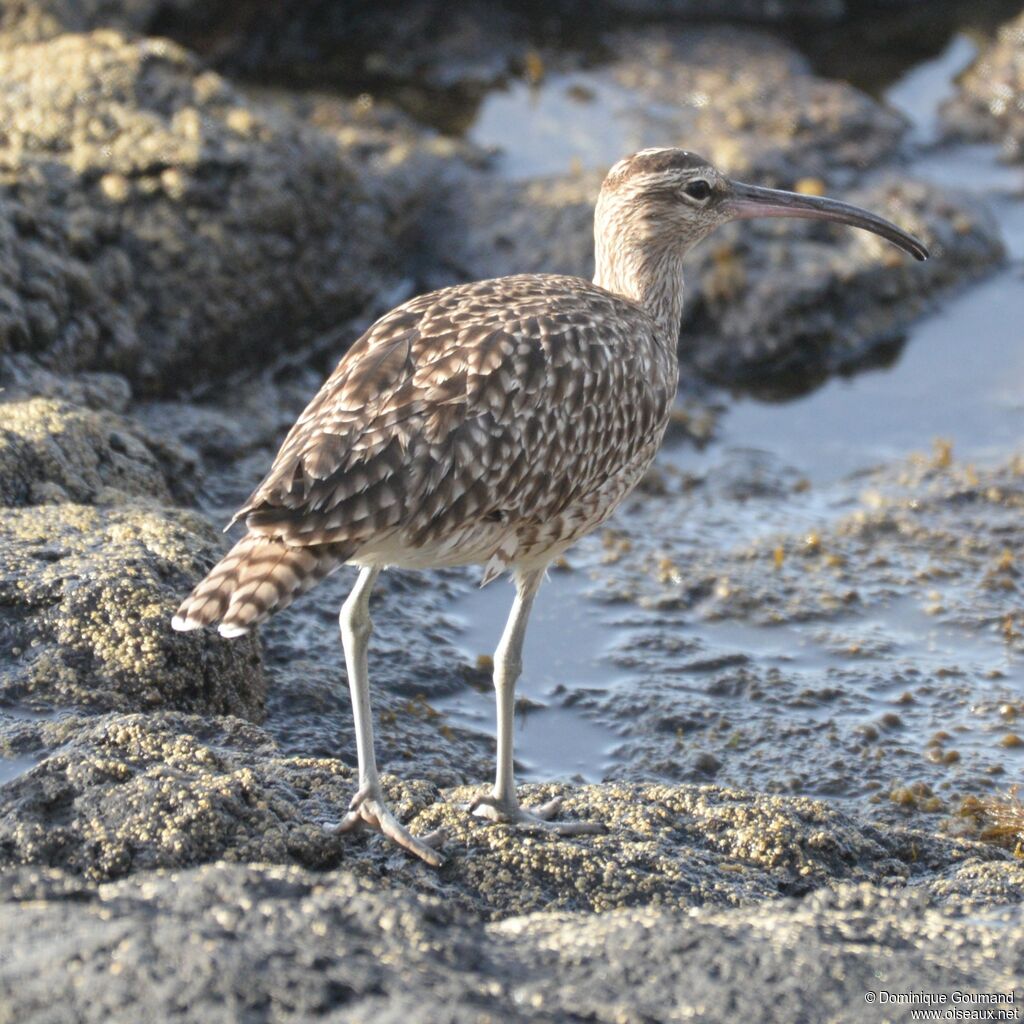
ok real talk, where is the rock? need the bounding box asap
[252,87,486,233]
[159,1,546,97]
[599,27,908,186]
[0,31,392,395]
[0,389,252,718]
[941,10,1024,160]
[0,862,1021,1023]
[0,713,351,879]
[0,0,210,43]
[0,503,264,716]
[1,701,1013,908]
[0,353,132,411]
[401,780,1002,917]
[421,170,599,289]
[603,0,844,14]
[143,1,924,105]
[0,0,147,42]
[0,396,189,506]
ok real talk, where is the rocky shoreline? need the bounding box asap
[1,2,1023,1020]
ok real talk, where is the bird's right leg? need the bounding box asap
[336,565,446,866]
[469,566,603,836]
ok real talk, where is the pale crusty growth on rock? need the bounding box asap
[0,709,1012,901]
[942,9,1024,161]
[0,505,264,716]
[0,397,173,507]
[0,30,388,394]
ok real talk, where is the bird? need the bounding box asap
[173,148,927,866]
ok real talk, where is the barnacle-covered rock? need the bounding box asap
[0,504,264,715]
[941,10,1024,161]
[0,397,189,507]
[0,31,391,395]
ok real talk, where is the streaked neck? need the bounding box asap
[593,235,685,345]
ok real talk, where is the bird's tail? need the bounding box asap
[172,534,351,638]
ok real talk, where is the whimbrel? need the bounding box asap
[173,149,927,865]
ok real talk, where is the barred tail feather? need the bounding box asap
[172,534,350,638]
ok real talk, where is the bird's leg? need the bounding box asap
[336,565,446,866]
[469,566,603,836]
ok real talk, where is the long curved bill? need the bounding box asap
[723,180,929,261]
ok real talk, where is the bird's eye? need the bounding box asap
[684,180,712,201]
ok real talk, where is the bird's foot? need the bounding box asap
[337,783,447,867]
[468,792,605,835]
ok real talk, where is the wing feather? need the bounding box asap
[234,274,673,548]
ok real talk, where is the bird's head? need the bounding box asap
[595,148,929,262]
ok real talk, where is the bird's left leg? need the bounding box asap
[335,565,446,866]
[469,565,603,836]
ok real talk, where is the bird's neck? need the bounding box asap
[593,239,686,346]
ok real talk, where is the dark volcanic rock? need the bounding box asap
[0,504,264,716]
[0,713,352,879]
[0,387,261,718]
[0,353,132,411]
[599,27,909,186]
[941,10,1024,160]
[0,397,188,507]
[0,862,1020,1024]
[0,31,391,395]
[127,1,920,105]
[1,702,1015,914]
[603,0,845,15]
[0,0,210,43]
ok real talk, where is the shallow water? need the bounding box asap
[0,755,37,786]
[440,31,1024,799]
[470,71,666,180]
[435,574,623,781]
[0,707,58,787]
[688,268,1024,483]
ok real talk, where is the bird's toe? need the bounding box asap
[336,789,446,867]
[468,790,605,836]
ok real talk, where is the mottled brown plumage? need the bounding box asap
[175,275,675,636]
[173,148,927,864]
